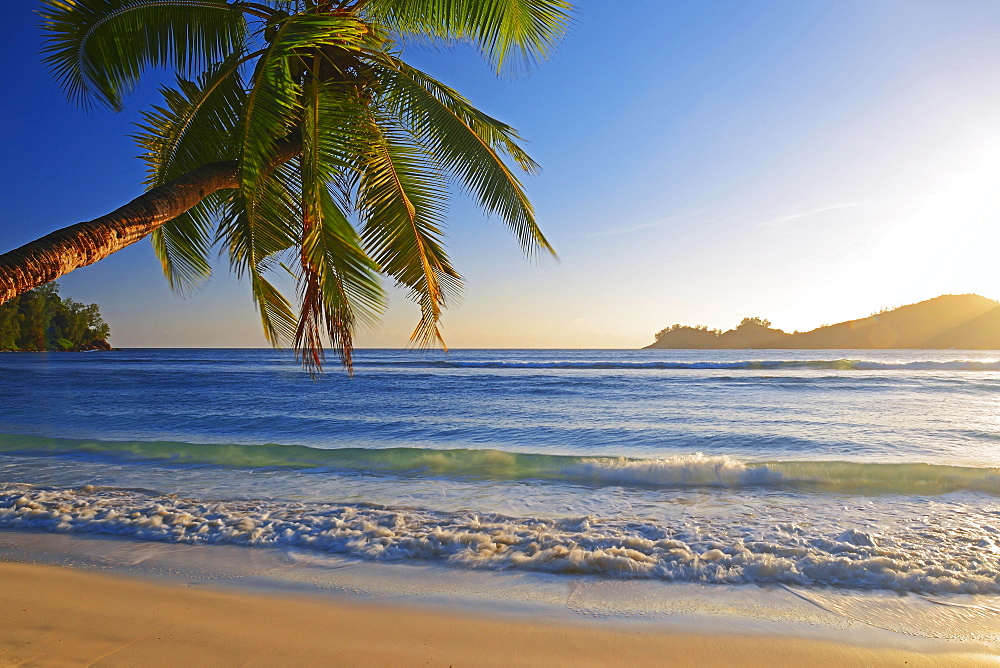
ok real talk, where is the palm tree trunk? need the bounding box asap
[0,141,300,304]
[0,161,238,304]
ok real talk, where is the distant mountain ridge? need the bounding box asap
[645,294,1000,349]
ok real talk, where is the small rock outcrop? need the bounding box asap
[75,339,113,351]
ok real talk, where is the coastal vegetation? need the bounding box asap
[647,294,1000,349]
[0,0,572,370]
[0,282,110,351]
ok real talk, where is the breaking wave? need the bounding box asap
[2,434,998,496]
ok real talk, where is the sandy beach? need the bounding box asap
[0,561,996,667]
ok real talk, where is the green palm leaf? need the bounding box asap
[373,55,552,255]
[220,171,300,345]
[298,66,384,372]
[384,62,539,173]
[133,54,247,185]
[357,119,458,346]
[39,0,247,111]
[132,55,248,291]
[364,0,572,73]
[225,19,302,284]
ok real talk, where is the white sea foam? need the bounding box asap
[563,453,785,488]
[2,484,999,595]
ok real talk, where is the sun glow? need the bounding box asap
[866,136,1000,299]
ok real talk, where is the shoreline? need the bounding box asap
[0,530,998,666]
[2,560,997,667]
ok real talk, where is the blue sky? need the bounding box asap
[3,1,1000,348]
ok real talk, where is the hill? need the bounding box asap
[645,294,1000,349]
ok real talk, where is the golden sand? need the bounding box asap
[1,561,998,666]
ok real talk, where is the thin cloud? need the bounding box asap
[757,202,868,230]
[586,212,708,239]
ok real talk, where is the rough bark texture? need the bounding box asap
[0,161,237,304]
[0,139,301,304]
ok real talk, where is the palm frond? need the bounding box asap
[373,55,552,255]
[357,118,458,346]
[131,54,248,292]
[296,187,385,372]
[39,0,248,111]
[363,0,573,74]
[226,20,302,281]
[267,11,372,55]
[132,52,247,186]
[251,268,300,345]
[219,176,300,345]
[297,67,384,372]
[148,191,227,292]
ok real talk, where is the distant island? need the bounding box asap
[0,282,112,351]
[645,294,1000,349]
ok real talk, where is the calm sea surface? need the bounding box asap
[2,348,1000,595]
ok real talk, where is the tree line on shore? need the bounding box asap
[645,295,1000,349]
[0,283,110,351]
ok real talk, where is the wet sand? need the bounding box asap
[1,561,997,667]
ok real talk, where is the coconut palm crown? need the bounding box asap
[33,0,572,370]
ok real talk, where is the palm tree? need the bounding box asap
[0,0,571,370]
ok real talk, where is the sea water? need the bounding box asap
[3,348,1000,634]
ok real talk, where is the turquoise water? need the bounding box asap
[2,348,1000,594]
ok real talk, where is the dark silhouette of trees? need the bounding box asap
[0,283,110,351]
[739,317,771,328]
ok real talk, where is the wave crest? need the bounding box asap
[2,434,998,496]
[565,453,784,487]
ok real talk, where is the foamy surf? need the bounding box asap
[2,483,998,595]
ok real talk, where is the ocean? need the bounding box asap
[3,348,1000,635]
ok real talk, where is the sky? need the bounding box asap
[3,1,1000,349]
